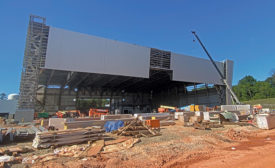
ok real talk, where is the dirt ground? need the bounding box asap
[8,121,275,168]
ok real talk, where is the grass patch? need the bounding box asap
[243,98,275,109]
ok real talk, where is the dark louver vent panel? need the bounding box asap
[150,48,171,70]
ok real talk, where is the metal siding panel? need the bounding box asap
[45,27,150,78]
[0,100,18,114]
[225,60,234,87]
[225,59,234,104]
[171,53,224,85]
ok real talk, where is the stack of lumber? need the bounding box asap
[48,118,102,130]
[65,118,135,129]
[115,120,160,137]
[32,127,106,148]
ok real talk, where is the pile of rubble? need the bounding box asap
[225,128,250,141]
[22,137,140,165]
[0,146,34,166]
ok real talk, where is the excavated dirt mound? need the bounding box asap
[225,128,251,141]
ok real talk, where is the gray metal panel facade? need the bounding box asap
[0,100,18,114]
[225,60,234,104]
[45,27,150,78]
[171,53,225,85]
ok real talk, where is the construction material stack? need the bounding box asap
[32,127,106,148]
[115,120,160,137]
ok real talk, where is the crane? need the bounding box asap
[191,31,241,105]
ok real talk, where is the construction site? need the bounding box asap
[0,15,275,168]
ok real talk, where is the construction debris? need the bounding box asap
[0,146,33,155]
[22,137,139,165]
[115,120,160,137]
[103,138,140,153]
[22,153,56,164]
[32,127,106,148]
[53,145,86,158]
[0,125,47,144]
[78,140,105,157]
[219,111,239,122]
[193,121,223,130]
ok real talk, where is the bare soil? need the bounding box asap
[9,121,275,168]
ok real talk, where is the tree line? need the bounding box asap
[0,93,7,100]
[233,71,275,101]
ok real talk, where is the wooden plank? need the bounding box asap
[37,137,104,148]
[79,140,104,157]
[38,134,105,143]
[37,130,104,138]
[37,127,103,135]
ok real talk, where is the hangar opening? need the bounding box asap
[16,15,233,119]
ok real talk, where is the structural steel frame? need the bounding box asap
[17,15,49,110]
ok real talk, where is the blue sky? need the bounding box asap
[0,0,275,95]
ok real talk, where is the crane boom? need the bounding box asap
[191,31,241,105]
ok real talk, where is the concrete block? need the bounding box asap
[49,118,66,130]
[256,114,275,130]
[203,112,210,121]
[189,116,202,124]
[134,113,170,118]
[65,118,135,129]
[221,105,251,115]
[14,109,34,122]
[74,117,101,121]
[101,114,132,120]
[178,115,185,123]
[175,112,184,119]
[195,111,203,117]
[138,114,174,121]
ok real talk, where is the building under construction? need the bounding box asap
[15,15,234,121]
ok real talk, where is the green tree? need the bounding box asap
[234,71,275,102]
[265,71,275,88]
[253,81,275,99]
[0,93,7,100]
[235,75,257,101]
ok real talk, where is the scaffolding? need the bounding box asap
[17,15,49,111]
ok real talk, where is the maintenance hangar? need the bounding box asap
[15,15,233,121]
